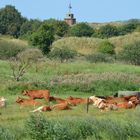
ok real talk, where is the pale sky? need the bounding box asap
[0,0,140,22]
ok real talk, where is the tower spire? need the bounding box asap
[69,3,72,13]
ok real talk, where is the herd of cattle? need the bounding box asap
[0,89,140,113]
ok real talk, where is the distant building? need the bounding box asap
[64,3,76,26]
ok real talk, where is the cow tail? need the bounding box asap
[87,97,90,113]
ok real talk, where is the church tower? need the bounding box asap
[64,3,76,26]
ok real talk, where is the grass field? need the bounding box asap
[1,59,140,140]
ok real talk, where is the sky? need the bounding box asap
[0,0,140,23]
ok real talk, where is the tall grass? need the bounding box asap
[51,32,140,55]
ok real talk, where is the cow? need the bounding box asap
[0,97,7,108]
[22,90,50,102]
[16,97,42,107]
[30,105,52,113]
[66,96,87,105]
[51,102,72,110]
[49,96,66,104]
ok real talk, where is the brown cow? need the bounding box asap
[16,97,42,107]
[22,90,50,101]
[49,96,66,104]
[66,96,87,105]
[51,102,72,110]
[30,105,52,113]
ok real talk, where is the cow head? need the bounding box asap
[22,90,28,96]
[16,97,23,103]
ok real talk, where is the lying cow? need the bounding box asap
[0,97,7,108]
[16,97,42,107]
[52,102,72,110]
[30,105,52,113]
[66,96,87,105]
[49,96,66,104]
[22,90,50,101]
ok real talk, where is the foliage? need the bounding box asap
[44,19,70,37]
[30,23,55,54]
[118,41,140,65]
[86,53,114,63]
[20,19,42,38]
[69,23,94,37]
[97,41,115,54]
[9,48,43,81]
[118,23,137,35]
[49,47,77,62]
[0,5,26,37]
[96,24,119,38]
[0,40,27,59]
[0,126,15,140]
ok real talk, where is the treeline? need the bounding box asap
[1,5,140,39]
[1,5,140,56]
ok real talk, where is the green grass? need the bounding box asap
[1,60,140,139]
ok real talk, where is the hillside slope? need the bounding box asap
[52,32,140,55]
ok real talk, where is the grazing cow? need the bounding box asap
[0,97,7,108]
[49,96,66,104]
[22,90,50,101]
[52,102,72,110]
[16,97,42,107]
[30,105,52,113]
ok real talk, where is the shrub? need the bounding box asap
[86,53,114,63]
[97,41,115,54]
[49,47,77,62]
[96,24,119,38]
[0,126,15,140]
[0,40,26,59]
[69,23,94,37]
[26,114,54,140]
[118,41,140,65]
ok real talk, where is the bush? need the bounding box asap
[69,23,94,37]
[118,41,140,65]
[0,126,15,140]
[97,41,115,55]
[26,114,54,140]
[86,53,114,63]
[49,47,77,62]
[0,40,26,59]
[96,24,119,38]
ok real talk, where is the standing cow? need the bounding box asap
[22,90,50,101]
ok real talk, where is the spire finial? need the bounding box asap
[69,3,72,13]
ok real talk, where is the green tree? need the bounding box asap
[44,19,69,37]
[0,5,25,37]
[69,23,94,37]
[119,41,140,65]
[30,23,55,54]
[98,41,115,55]
[97,24,118,38]
[20,19,42,37]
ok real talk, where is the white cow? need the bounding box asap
[0,97,7,108]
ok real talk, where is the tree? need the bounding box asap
[119,41,140,65]
[10,49,43,81]
[97,24,118,38]
[44,19,69,37]
[97,41,115,55]
[69,23,94,37]
[20,19,42,37]
[0,5,25,37]
[30,24,55,54]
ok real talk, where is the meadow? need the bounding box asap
[1,59,140,140]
